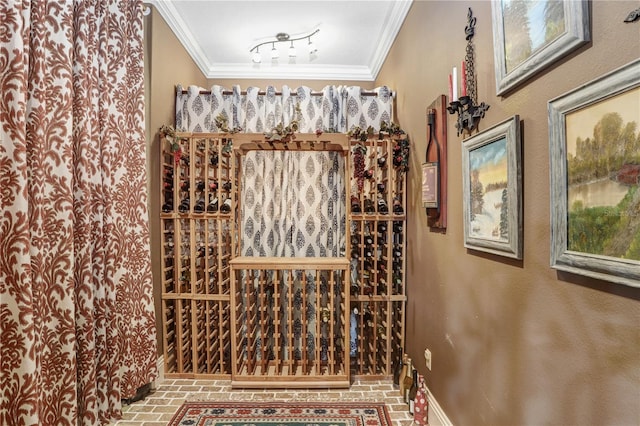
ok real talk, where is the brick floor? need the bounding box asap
[114,378,416,425]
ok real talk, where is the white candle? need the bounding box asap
[452,66,458,102]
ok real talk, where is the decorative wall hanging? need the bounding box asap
[549,58,640,287]
[423,95,448,229]
[462,115,523,259]
[624,7,640,23]
[491,0,590,96]
[447,8,490,136]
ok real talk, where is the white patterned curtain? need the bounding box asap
[175,84,393,133]
[241,151,346,257]
[0,1,157,425]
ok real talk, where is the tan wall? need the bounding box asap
[145,7,210,355]
[375,1,640,425]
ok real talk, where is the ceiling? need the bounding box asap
[147,0,413,81]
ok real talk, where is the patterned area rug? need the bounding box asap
[167,401,393,426]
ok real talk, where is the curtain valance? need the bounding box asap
[175,84,394,133]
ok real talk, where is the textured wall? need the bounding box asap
[375,1,640,425]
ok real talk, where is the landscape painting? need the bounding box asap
[565,87,640,261]
[549,59,639,287]
[491,0,590,95]
[462,116,522,259]
[501,0,565,73]
[468,138,508,241]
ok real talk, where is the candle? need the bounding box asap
[452,66,458,102]
[448,74,453,101]
[461,60,467,97]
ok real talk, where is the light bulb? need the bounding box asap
[271,43,279,60]
[288,41,296,58]
[308,38,317,54]
[252,49,261,63]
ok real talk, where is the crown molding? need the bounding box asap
[146,0,412,81]
[369,0,413,78]
[206,63,376,81]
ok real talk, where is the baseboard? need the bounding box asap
[426,386,453,426]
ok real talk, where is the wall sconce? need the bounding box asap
[250,29,319,64]
[447,8,490,136]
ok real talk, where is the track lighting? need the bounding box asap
[250,29,319,63]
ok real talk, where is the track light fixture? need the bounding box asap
[250,29,319,64]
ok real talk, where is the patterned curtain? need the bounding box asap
[175,84,393,133]
[0,1,157,425]
[241,151,346,257]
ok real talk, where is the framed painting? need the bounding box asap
[549,59,640,287]
[462,115,522,259]
[491,0,590,96]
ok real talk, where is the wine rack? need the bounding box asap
[348,135,407,379]
[160,133,237,377]
[160,132,407,383]
[230,257,350,388]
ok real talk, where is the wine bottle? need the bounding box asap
[377,221,387,233]
[364,233,374,245]
[222,181,232,191]
[393,197,404,214]
[377,277,387,294]
[162,201,173,213]
[408,368,419,414]
[207,197,218,212]
[195,180,205,192]
[180,180,189,192]
[414,374,428,425]
[350,307,358,358]
[210,151,219,166]
[377,182,385,193]
[393,144,403,168]
[364,169,374,180]
[377,197,389,214]
[194,197,205,213]
[377,155,387,168]
[351,196,362,213]
[403,357,414,403]
[178,197,190,213]
[220,197,232,212]
[393,350,404,387]
[398,353,409,397]
[364,198,375,213]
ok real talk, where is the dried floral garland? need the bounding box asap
[264,104,302,142]
[159,124,185,164]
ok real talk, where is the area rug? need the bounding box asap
[167,401,393,426]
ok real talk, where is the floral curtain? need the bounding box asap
[175,84,393,133]
[0,1,157,425]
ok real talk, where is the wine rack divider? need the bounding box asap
[160,132,406,382]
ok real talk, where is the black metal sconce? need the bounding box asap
[447,8,490,136]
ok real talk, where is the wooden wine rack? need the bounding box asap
[160,132,407,383]
[160,133,237,377]
[230,257,350,388]
[347,135,407,379]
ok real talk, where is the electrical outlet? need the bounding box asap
[424,349,432,370]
